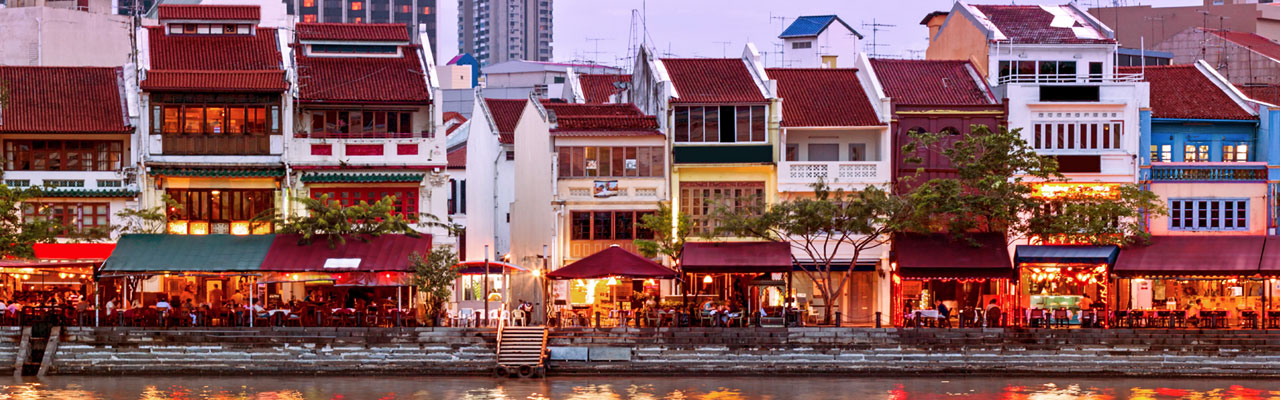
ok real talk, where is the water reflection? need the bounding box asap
[0,376,1279,399]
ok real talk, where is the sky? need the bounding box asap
[435,0,1204,67]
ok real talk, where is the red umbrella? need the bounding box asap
[548,245,676,279]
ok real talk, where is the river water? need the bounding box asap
[1,376,1278,399]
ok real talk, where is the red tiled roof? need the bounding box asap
[971,5,1114,45]
[447,145,466,169]
[1208,29,1280,62]
[157,4,260,21]
[1237,84,1280,106]
[296,23,410,42]
[661,58,766,104]
[869,59,996,106]
[579,74,629,103]
[0,66,131,134]
[766,68,881,127]
[443,112,467,134]
[484,98,525,144]
[297,46,429,103]
[1119,65,1254,120]
[544,103,662,137]
[144,26,284,92]
[141,70,287,92]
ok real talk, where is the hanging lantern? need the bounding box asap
[703,275,713,284]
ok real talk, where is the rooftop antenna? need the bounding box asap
[713,41,732,58]
[1201,10,1211,60]
[769,13,791,34]
[905,49,925,60]
[861,18,896,58]
[585,37,609,66]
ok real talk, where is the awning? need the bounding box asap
[794,262,876,272]
[548,245,676,279]
[894,233,1013,279]
[1014,245,1118,266]
[300,172,425,183]
[1261,237,1280,276]
[33,243,116,260]
[1114,236,1263,277]
[101,234,275,273]
[261,234,433,272]
[454,260,527,275]
[681,241,792,274]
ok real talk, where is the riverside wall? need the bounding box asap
[42,326,1280,376]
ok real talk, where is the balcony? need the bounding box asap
[1145,162,1267,182]
[778,161,889,191]
[996,73,1144,85]
[161,135,270,155]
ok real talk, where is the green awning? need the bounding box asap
[37,188,140,198]
[149,168,285,178]
[101,234,275,273]
[300,172,425,183]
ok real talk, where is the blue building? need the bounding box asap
[1132,61,1280,235]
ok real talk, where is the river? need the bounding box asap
[0,376,1278,399]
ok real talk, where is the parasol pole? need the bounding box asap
[483,245,490,327]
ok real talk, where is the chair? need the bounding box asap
[957,309,974,328]
[510,309,525,326]
[489,309,502,327]
[699,311,714,327]
[1029,309,1045,328]
[645,309,660,327]
[1053,309,1069,328]
[985,309,1003,328]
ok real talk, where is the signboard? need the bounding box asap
[323,258,362,269]
[593,180,619,197]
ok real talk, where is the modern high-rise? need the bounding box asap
[286,0,439,52]
[458,0,552,65]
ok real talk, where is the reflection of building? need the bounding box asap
[287,22,450,240]
[457,0,553,66]
[137,5,290,235]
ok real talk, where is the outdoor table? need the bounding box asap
[1242,310,1260,329]
[910,310,940,327]
[1268,311,1280,328]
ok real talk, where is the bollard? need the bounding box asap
[834,312,841,327]
[875,312,882,328]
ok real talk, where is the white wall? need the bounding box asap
[781,23,860,69]
[0,7,133,67]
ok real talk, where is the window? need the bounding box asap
[460,275,501,301]
[351,1,362,10]
[309,187,419,219]
[310,44,400,54]
[1185,143,1210,162]
[448,179,466,215]
[23,202,109,236]
[1169,198,1248,231]
[807,144,839,162]
[4,140,124,171]
[154,104,274,135]
[1030,116,1122,151]
[309,110,413,136]
[673,105,766,143]
[785,144,798,162]
[1150,144,1172,162]
[791,41,812,49]
[303,14,317,22]
[1224,143,1249,162]
[848,143,867,162]
[303,0,314,6]
[557,146,663,177]
[569,211,655,240]
[168,189,275,223]
[680,182,765,236]
[998,60,1078,82]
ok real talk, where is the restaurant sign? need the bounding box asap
[323,258,362,269]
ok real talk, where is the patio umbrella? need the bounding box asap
[548,245,677,280]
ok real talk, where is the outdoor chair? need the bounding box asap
[1053,309,1069,328]
[1029,309,1046,328]
[510,309,526,326]
[645,310,660,327]
[699,311,714,327]
[957,309,973,328]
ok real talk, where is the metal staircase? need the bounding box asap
[494,323,547,378]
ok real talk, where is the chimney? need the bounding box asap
[921,12,949,45]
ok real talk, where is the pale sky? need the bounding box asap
[436,0,1204,67]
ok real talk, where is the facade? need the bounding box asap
[481,60,620,101]
[0,66,140,237]
[0,5,133,67]
[463,96,523,262]
[1132,62,1279,236]
[777,15,862,69]
[457,0,553,66]
[283,0,437,52]
[1088,0,1280,50]
[287,22,449,239]
[1155,27,1280,104]
[136,4,291,236]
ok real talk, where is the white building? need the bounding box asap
[778,15,862,69]
[463,96,525,262]
[482,60,621,100]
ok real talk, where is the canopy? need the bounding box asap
[681,241,792,273]
[261,234,433,272]
[1115,236,1263,277]
[1261,236,1280,276]
[101,234,275,273]
[894,233,1013,279]
[33,243,116,260]
[1014,245,1118,266]
[454,260,527,275]
[548,245,676,279]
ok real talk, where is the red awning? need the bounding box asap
[1262,237,1280,276]
[33,243,115,260]
[548,245,676,279]
[454,260,527,275]
[681,241,792,274]
[1118,235,1263,277]
[0,260,98,269]
[894,233,1012,279]
[260,234,432,272]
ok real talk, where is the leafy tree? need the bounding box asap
[633,202,692,261]
[711,182,907,325]
[115,194,179,234]
[0,185,90,259]
[406,248,459,326]
[902,124,1163,246]
[263,194,453,248]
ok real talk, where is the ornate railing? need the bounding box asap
[1147,163,1267,182]
[780,161,887,187]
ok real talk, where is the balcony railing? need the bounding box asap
[294,131,432,139]
[1146,162,1267,182]
[779,161,888,189]
[997,72,1144,85]
[161,135,271,155]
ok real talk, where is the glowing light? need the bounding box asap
[231,221,251,235]
[189,221,209,235]
[703,275,713,284]
[645,279,656,286]
[606,277,618,286]
[167,220,189,235]
[21,275,28,280]
[1033,183,1118,199]
[210,190,221,196]
[58,273,66,279]
[252,222,272,235]
[291,274,299,281]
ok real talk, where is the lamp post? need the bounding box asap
[483,245,490,327]
[541,245,549,325]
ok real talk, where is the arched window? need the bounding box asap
[940,126,961,136]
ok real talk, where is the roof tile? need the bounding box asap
[0,66,131,134]
[141,70,286,92]
[869,59,996,106]
[157,4,259,21]
[1120,65,1254,120]
[296,23,410,42]
[767,68,881,127]
[144,25,285,92]
[972,5,1114,45]
[1208,29,1280,61]
[543,103,662,137]
[297,46,429,103]
[578,74,629,103]
[483,98,525,143]
[779,15,858,38]
[447,145,466,169]
[661,58,766,104]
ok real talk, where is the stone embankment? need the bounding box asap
[40,326,1280,376]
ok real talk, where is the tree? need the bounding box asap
[114,194,179,234]
[902,124,1164,246]
[711,182,907,325]
[633,202,692,261]
[263,194,452,248]
[406,248,459,326]
[0,185,94,259]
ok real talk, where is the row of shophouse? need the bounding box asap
[13,1,1280,326]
